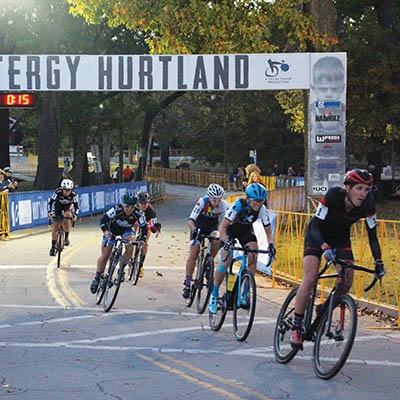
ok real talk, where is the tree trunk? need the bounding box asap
[35,92,60,189]
[160,143,170,168]
[70,118,90,187]
[136,91,185,180]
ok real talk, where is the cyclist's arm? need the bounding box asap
[47,192,57,216]
[72,192,79,216]
[218,217,230,242]
[307,208,328,250]
[187,197,205,229]
[365,214,382,261]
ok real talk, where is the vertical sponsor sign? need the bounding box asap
[308,53,346,195]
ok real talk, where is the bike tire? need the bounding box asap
[209,294,227,331]
[196,255,214,314]
[95,275,106,305]
[233,270,256,342]
[56,228,63,268]
[273,287,300,363]
[185,255,199,308]
[129,246,142,285]
[313,294,357,380]
[103,255,124,312]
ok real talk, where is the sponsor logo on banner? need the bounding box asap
[322,144,334,155]
[265,59,290,77]
[329,173,340,181]
[315,155,340,160]
[317,162,337,169]
[316,135,341,143]
[312,186,328,193]
[315,101,341,108]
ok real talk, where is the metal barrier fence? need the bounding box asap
[268,211,399,326]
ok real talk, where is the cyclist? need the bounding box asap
[135,191,162,278]
[47,179,79,256]
[208,182,275,313]
[183,183,228,299]
[290,168,386,349]
[90,191,148,294]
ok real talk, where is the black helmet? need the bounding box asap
[137,191,151,203]
[344,169,373,186]
[121,191,138,206]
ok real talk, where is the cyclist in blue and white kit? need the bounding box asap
[208,183,275,313]
[183,184,228,299]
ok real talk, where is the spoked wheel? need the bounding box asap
[273,287,300,363]
[209,294,228,331]
[95,275,106,305]
[103,256,124,312]
[233,270,256,342]
[128,246,142,286]
[56,229,64,268]
[185,256,200,308]
[196,256,214,314]
[313,294,357,380]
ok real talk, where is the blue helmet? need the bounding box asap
[121,191,138,206]
[245,183,267,201]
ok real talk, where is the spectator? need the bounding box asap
[287,166,296,176]
[112,167,119,183]
[64,157,71,170]
[297,163,305,177]
[228,170,237,191]
[236,167,245,191]
[123,165,133,182]
[58,170,73,187]
[272,163,281,176]
[0,167,18,192]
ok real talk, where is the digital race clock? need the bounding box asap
[0,93,35,108]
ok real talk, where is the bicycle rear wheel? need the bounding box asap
[273,287,299,363]
[313,294,357,380]
[209,293,227,331]
[103,256,124,312]
[233,270,256,342]
[196,255,214,314]
[128,246,142,286]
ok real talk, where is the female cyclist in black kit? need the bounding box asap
[290,169,386,349]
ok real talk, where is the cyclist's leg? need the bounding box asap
[210,229,221,258]
[63,209,73,246]
[139,232,150,277]
[290,254,320,348]
[49,218,60,256]
[122,231,136,266]
[335,247,354,294]
[183,239,200,298]
[91,236,113,293]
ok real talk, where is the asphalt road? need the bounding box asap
[0,184,399,400]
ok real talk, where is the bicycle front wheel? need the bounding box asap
[95,275,106,305]
[233,270,256,342]
[209,294,227,331]
[196,255,214,314]
[185,256,200,308]
[313,294,357,380]
[103,256,124,312]
[56,229,63,268]
[273,287,299,363]
[128,246,142,286]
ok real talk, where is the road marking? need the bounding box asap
[158,353,272,400]
[46,237,98,307]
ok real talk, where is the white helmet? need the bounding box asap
[207,183,224,199]
[61,179,74,190]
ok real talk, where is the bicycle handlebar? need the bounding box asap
[333,258,379,292]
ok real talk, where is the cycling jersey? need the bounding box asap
[142,204,161,233]
[305,187,381,260]
[224,198,271,246]
[48,188,79,216]
[100,203,148,241]
[188,196,228,234]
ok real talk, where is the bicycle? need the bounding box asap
[50,212,74,269]
[185,233,218,314]
[127,241,145,286]
[95,237,139,312]
[209,242,275,342]
[273,258,379,380]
